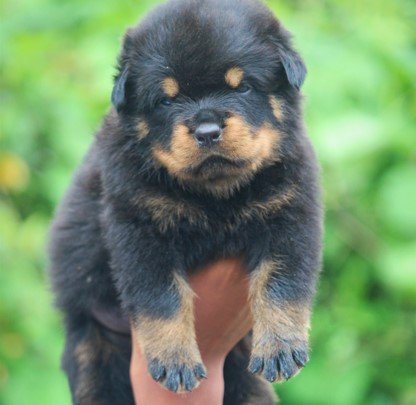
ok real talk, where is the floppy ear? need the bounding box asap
[111,66,129,111]
[276,43,307,90]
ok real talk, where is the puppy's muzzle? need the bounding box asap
[194,123,222,147]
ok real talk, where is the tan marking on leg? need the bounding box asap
[74,329,112,404]
[225,67,244,88]
[135,274,199,360]
[249,259,310,358]
[162,77,180,98]
[269,95,284,121]
[132,191,208,232]
[137,119,150,139]
[75,339,97,403]
[134,274,203,392]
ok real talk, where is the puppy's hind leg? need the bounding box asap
[62,314,134,405]
[224,335,278,405]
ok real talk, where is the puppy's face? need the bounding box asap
[112,0,306,196]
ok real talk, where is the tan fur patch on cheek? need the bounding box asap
[222,116,281,166]
[269,95,284,121]
[152,124,200,175]
[134,274,201,367]
[249,259,310,354]
[221,116,254,159]
[225,67,244,88]
[254,124,282,164]
[162,77,179,98]
[137,119,150,139]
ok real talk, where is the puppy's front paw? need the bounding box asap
[248,336,309,383]
[148,354,207,393]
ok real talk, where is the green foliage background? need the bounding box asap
[1,0,415,403]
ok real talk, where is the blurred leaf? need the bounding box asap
[377,242,416,295]
[0,153,29,192]
[376,164,416,238]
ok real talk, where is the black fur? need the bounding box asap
[49,0,322,403]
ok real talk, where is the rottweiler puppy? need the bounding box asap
[49,0,322,403]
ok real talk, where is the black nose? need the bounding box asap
[194,123,222,147]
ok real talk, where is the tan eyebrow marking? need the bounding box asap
[225,67,244,88]
[162,77,180,98]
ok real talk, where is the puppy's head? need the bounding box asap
[111,0,306,197]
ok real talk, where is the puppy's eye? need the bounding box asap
[236,84,251,94]
[160,98,173,107]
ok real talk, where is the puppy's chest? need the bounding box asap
[133,186,295,235]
